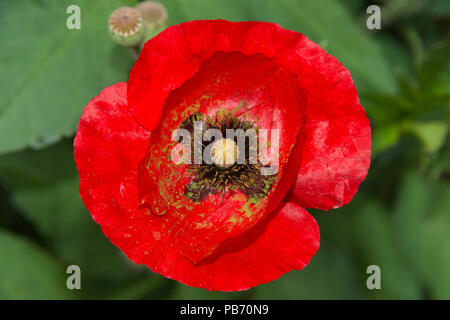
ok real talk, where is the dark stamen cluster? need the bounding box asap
[179,112,276,203]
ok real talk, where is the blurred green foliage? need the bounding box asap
[0,0,449,299]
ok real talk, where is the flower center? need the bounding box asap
[210,138,239,169]
[177,112,277,203]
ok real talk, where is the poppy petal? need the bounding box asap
[154,201,320,291]
[74,82,151,236]
[287,66,371,211]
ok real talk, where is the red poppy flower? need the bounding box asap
[74,20,371,291]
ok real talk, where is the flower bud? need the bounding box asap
[135,1,168,29]
[109,7,145,47]
[136,1,168,45]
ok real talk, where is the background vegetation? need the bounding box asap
[0,0,448,299]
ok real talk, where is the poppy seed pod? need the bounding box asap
[108,7,145,47]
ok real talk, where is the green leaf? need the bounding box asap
[372,123,403,156]
[171,284,246,300]
[253,243,365,299]
[11,177,143,294]
[393,172,450,299]
[376,34,414,79]
[163,0,396,92]
[0,140,75,188]
[351,202,422,299]
[418,41,450,96]
[411,121,448,153]
[163,0,248,21]
[422,0,450,17]
[0,0,137,154]
[0,229,73,299]
[316,196,422,300]
[0,141,141,297]
[107,274,170,300]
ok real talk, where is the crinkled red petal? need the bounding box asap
[284,42,371,211]
[287,98,371,210]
